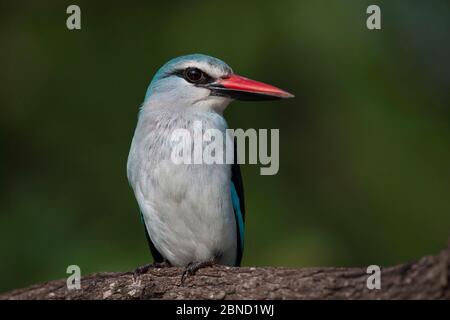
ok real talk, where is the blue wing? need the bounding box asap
[231,149,245,266]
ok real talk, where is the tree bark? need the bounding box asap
[1,245,449,300]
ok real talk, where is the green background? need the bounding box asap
[1,1,449,292]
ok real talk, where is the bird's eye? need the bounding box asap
[184,68,204,83]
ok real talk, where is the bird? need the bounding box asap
[127,54,293,279]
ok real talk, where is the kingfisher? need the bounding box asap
[127,54,293,279]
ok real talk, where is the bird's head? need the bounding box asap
[143,54,294,113]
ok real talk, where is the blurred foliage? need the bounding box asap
[0,0,449,292]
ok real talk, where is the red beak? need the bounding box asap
[209,74,294,101]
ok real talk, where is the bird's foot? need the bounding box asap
[133,261,170,280]
[180,260,215,285]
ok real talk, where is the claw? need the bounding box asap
[180,260,215,285]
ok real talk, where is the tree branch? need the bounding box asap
[1,245,449,300]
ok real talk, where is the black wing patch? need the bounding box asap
[140,212,164,263]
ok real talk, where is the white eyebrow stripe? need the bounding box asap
[176,60,232,79]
